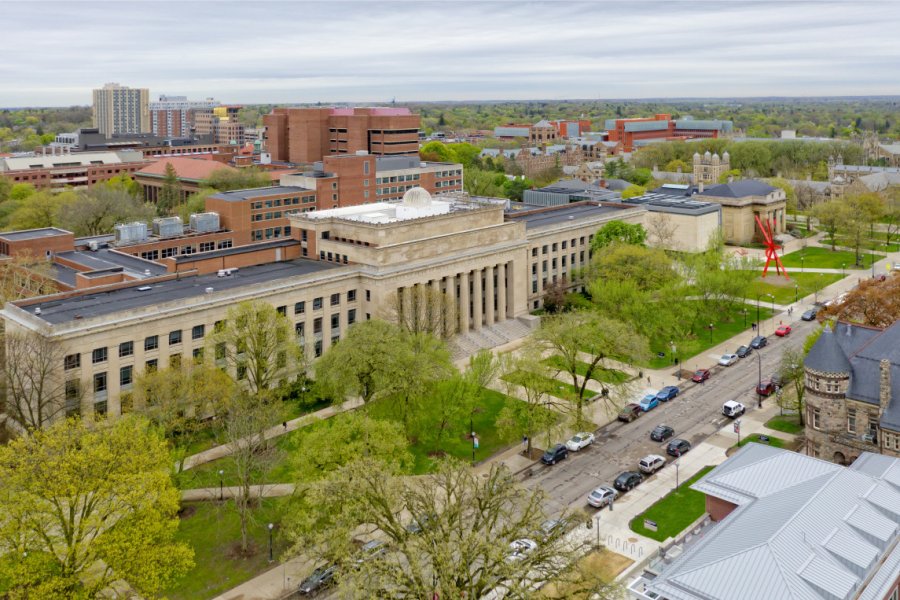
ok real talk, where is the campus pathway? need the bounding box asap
[181,483,295,502]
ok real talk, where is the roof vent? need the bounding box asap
[34,307,41,315]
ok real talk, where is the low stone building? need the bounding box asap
[692,150,729,184]
[804,321,900,464]
[693,180,786,245]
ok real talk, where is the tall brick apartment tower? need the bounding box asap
[264,107,420,163]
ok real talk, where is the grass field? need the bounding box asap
[779,247,884,269]
[165,498,291,600]
[502,370,583,403]
[542,356,631,385]
[822,236,900,253]
[765,414,804,435]
[748,272,844,305]
[629,466,715,542]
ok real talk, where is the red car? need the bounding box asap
[775,325,792,337]
[691,369,711,383]
[756,379,776,396]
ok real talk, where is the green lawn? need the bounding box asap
[735,434,787,449]
[644,304,773,369]
[165,498,291,600]
[542,356,631,385]
[765,415,804,435]
[822,237,900,253]
[629,466,714,542]
[779,247,884,270]
[748,272,843,305]
[502,370,582,402]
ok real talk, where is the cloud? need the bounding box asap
[0,0,898,106]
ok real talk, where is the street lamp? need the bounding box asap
[801,255,805,273]
[741,308,748,327]
[756,351,763,408]
[268,523,275,563]
[794,283,799,304]
[842,262,846,276]
[707,323,714,344]
[218,469,224,501]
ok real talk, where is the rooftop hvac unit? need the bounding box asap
[152,216,184,239]
[190,212,220,233]
[114,222,148,245]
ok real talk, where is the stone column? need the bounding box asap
[459,271,470,334]
[472,267,483,331]
[507,260,516,316]
[497,262,507,321]
[484,265,495,327]
[431,278,442,335]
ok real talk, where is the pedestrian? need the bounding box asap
[647,375,651,385]
[282,421,287,430]
[752,322,757,332]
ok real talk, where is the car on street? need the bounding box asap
[655,386,679,402]
[507,538,538,561]
[691,369,711,383]
[639,393,660,412]
[756,379,776,396]
[718,353,738,366]
[771,373,784,387]
[750,335,768,349]
[298,564,337,595]
[356,540,387,564]
[587,486,618,508]
[722,400,746,418]
[801,308,819,321]
[650,424,675,442]
[566,432,595,452]
[736,345,752,358]
[775,324,792,337]
[638,454,666,474]
[541,443,568,465]
[666,439,692,457]
[535,518,567,540]
[618,403,643,422]
[613,471,644,492]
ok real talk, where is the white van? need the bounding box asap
[722,400,745,418]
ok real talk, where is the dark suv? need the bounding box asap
[750,336,768,349]
[541,444,568,465]
[650,425,675,442]
[613,471,644,492]
[618,403,643,423]
[299,564,337,595]
[666,439,692,457]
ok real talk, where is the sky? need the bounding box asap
[2,0,900,107]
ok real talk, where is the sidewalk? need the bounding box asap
[181,483,295,502]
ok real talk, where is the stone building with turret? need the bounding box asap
[692,150,730,184]
[803,321,900,464]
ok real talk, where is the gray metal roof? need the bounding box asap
[805,323,852,374]
[208,186,312,202]
[700,180,778,198]
[647,447,900,600]
[0,227,71,241]
[507,203,626,230]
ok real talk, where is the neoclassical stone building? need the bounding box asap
[804,321,900,464]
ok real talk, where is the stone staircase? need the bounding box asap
[450,317,536,360]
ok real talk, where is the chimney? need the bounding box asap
[699,181,704,194]
[880,359,891,416]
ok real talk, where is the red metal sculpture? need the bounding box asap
[755,214,788,278]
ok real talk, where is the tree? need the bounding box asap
[6,190,76,230]
[0,417,193,598]
[502,177,533,201]
[646,212,678,249]
[57,187,154,237]
[201,167,272,192]
[8,183,36,202]
[537,312,649,427]
[157,162,182,215]
[2,331,68,432]
[767,177,797,212]
[541,278,569,314]
[664,159,688,173]
[820,273,900,327]
[286,459,587,600]
[211,300,304,399]
[463,167,505,197]
[620,184,646,199]
[717,168,742,183]
[813,199,849,251]
[498,349,564,454]
[0,251,57,304]
[385,285,458,340]
[0,176,11,202]
[777,348,808,426]
[314,320,409,405]
[386,332,454,431]
[883,188,900,247]
[590,220,647,251]
[101,173,141,197]
[840,193,884,266]
[178,187,215,222]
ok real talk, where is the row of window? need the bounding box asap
[375,174,421,184]
[320,251,349,264]
[139,239,233,261]
[251,226,291,241]
[250,197,313,210]
[290,290,357,315]
[252,211,292,222]
[531,235,591,257]
[434,179,462,188]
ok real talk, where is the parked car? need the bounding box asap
[565,432,595,452]
[718,353,738,366]
[507,538,538,561]
[750,336,768,349]
[722,400,745,418]
[536,518,566,540]
[650,424,675,442]
[298,564,337,595]
[771,373,784,387]
[736,345,753,358]
[355,540,387,564]
[667,439,692,457]
[639,393,660,412]
[541,444,568,465]
[405,514,432,535]
[638,454,666,474]
[775,324,792,337]
[801,308,818,321]
[587,486,618,508]
[613,471,644,492]
[756,379,776,396]
[655,386,679,402]
[691,369,711,383]
[618,403,643,422]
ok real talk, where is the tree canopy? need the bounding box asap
[590,220,647,250]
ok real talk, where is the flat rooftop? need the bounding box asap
[24,259,340,325]
[623,192,721,215]
[56,249,169,278]
[507,203,627,229]
[0,227,71,241]
[209,186,312,202]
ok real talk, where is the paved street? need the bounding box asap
[521,316,818,516]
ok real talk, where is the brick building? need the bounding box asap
[134,156,241,203]
[604,114,732,152]
[264,107,420,164]
[0,150,148,191]
[92,83,150,136]
[149,95,219,138]
[194,106,245,145]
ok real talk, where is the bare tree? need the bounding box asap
[646,212,678,249]
[57,186,154,236]
[385,285,458,340]
[777,348,808,427]
[498,347,567,455]
[0,252,57,305]
[2,331,69,432]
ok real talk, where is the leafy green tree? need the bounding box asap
[57,187,154,236]
[178,187,215,222]
[777,347,808,426]
[590,220,648,251]
[157,162,182,215]
[813,199,849,251]
[201,167,272,192]
[627,167,653,186]
[463,168,505,197]
[0,417,193,598]
[6,190,76,230]
[0,176,11,202]
[502,177,533,201]
[620,184,646,199]
[767,177,797,212]
[102,173,141,197]
[498,348,564,453]
[664,159,688,172]
[717,168,742,183]
[840,193,884,265]
[8,183,36,201]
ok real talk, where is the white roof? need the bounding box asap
[0,151,137,171]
